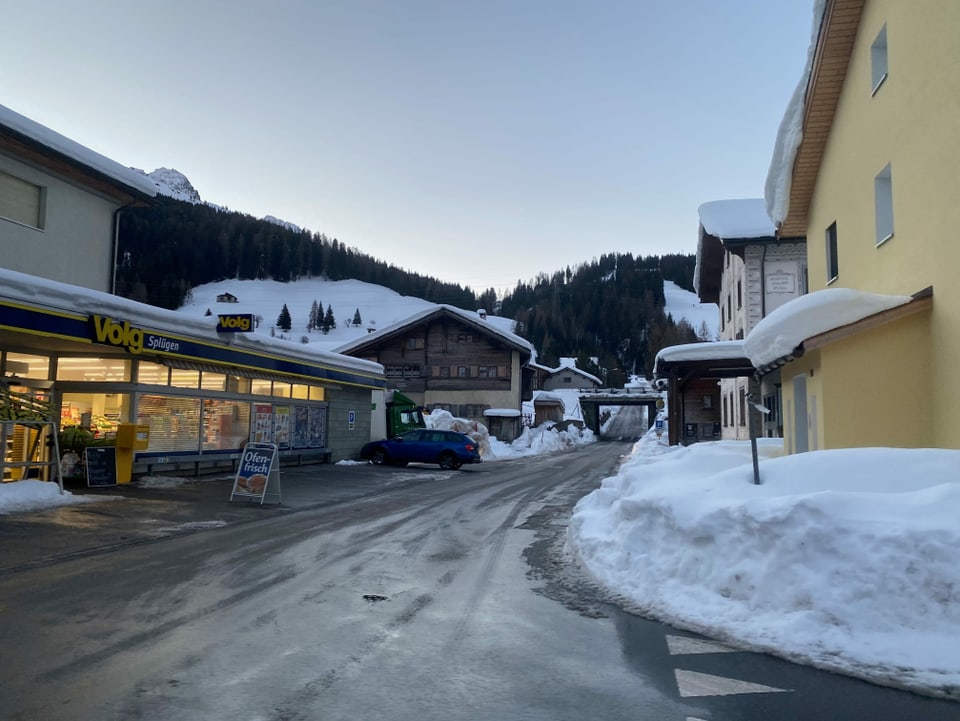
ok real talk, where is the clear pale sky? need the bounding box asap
[4,1,813,294]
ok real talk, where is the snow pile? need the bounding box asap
[426,408,595,460]
[426,409,493,457]
[568,433,960,695]
[0,480,109,514]
[488,422,595,460]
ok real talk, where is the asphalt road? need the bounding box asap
[1,444,958,721]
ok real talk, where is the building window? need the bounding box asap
[405,337,423,350]
[56,357,131,382]
[457,366,468,378]
[736,280,742,309]
[825,222,839,282]
[871,24,888,95]
[563,376,572,384]
[0,171,45,229]
[438,366,450,378]
[702,395,713,410]
[457,333,474,343]
[875,164,894,245]
[385,364,421,378]
[478,366,498,378]
[137,395,201,453]
[739,388,747,426]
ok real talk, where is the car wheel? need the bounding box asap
[438,452,461,470]
[371,447,388,465]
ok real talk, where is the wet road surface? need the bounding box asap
[1,444,958,721]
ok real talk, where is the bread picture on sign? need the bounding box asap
[245,473,268,494]
[236,473,267,493]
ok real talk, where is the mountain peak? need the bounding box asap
[132,167,202,203]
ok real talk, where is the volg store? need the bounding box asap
[0,270,386,481]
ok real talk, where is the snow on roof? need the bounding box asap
[744,287,912,369]
[0,268,382,376]
[0,104,157,198]
[654,340,747,365]
[764,0,828,225]
[484,408,521,417]
[533,392,565,404]
[334,303,533,355]
[698,199,775,240]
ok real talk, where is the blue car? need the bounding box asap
[361,429,482,470]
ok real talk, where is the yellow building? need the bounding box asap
[754,0,960,452]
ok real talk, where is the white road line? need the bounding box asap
[675,669,791,698]
[666,634,738,655]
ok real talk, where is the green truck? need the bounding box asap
[385,390,426,437]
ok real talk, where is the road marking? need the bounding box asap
[666,634,738,655]
[675,669,791,697]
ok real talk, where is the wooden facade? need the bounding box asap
[337,307,533,426]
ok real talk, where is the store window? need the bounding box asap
[61,392,130,439]
[291,384,310,400]
[170,368,200,389]
[56,357,131,382]
[202,399,251,451]
[2,352,50,379]
[225,375,251,394]
[200,371,226,391]
[137,395,201,453]
[309,386,325,401]
[272,383,291,398]
[137,361,169,386]
[250,379,273,396]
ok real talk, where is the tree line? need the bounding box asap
[115,198,706,382]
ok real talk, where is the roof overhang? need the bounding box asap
[779,0,866,236]
[653,341,755,381]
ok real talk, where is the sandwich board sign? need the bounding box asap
[229,442,281,505]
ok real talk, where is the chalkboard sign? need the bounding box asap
[85,446,118,487]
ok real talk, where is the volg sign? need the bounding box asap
[216,313,254,332]
[89,315,181,355]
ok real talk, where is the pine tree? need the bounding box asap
[277,303,292,332]
[322,304,336,334]
[352,308,362,327]
[308,299,320,331]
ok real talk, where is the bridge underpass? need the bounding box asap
[578,389,664,441]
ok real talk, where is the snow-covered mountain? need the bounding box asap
[132,167,202,203]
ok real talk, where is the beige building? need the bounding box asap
[0,104,158,292]
[753,0,959,452]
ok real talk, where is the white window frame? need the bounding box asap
[871,24,888,95]
[874,163,895,246]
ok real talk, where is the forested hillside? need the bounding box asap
[116,198,703,382]
[115,200,478,311]
[499,253,702,384]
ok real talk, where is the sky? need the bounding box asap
[3,0,815,294]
